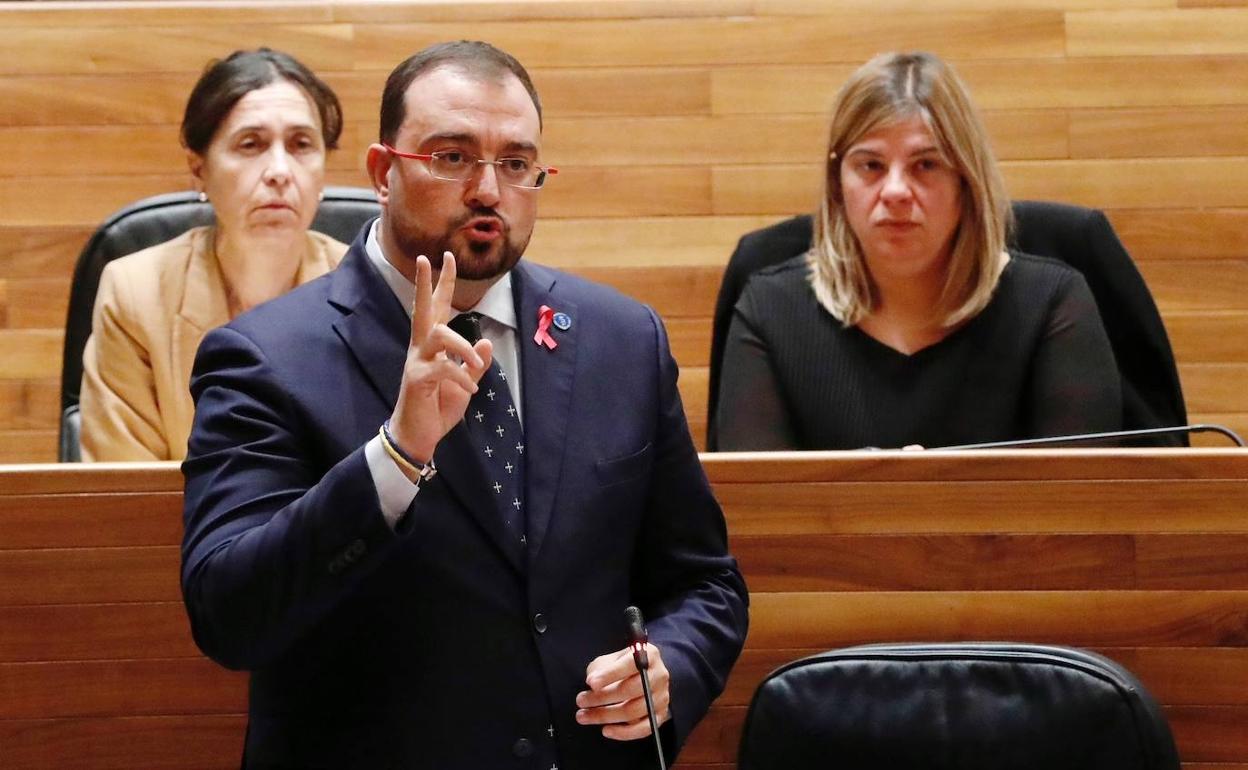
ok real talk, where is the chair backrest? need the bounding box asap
[738,642,1181,770]
[58,186,380,461]
[706,201,1188,449]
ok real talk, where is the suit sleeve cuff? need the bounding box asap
[365,434,419,530]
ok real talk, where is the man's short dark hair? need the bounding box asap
[181,47,343,154]
[378,40,543,145]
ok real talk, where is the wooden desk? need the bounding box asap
[1,451,1246,768]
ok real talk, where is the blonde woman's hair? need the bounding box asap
[809,51,1011,327]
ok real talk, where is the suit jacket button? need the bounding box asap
[512,738,533,757]
[533,613,548,634]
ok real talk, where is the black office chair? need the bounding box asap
[738,642,1181,770]
[706,201,1188,449]
[58,186,380,461]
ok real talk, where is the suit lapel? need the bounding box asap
[174,229,230,438]
[329,231,524,574]
[513,262,579,562]
[328,242,409,410]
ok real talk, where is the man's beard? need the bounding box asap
[390,208,529,281]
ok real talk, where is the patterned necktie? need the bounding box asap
[448,312,527,546]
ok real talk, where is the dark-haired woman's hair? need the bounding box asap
[181,48,343,154]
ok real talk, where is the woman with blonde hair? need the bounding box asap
[714,51,1120,450]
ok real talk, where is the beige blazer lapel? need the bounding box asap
[170,228,230,453]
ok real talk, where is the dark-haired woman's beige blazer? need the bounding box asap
[79,226,346,461]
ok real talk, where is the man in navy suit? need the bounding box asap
[181,41,748,769]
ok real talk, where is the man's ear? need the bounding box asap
[366,144,392,206]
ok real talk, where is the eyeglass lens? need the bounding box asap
[430,153,546,188]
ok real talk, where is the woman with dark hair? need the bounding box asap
[80,48,349,461]
[715,51,1121,450]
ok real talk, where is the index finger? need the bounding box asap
[585,648,636,691]
[410,254,434,345]
[430,250,457,325]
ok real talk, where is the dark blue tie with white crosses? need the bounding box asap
[449,312,527,546]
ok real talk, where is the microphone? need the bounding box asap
[625,605,648,668]
[624,605,667,770]
[931,423,1244,451]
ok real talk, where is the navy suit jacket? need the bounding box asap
[181,224,749,769]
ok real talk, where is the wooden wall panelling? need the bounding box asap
[0,74,196,128]
[1108,209,1248,261]
[734,533,1140,590]
[1066,8,1248,56]
[577,265,723,317]
[1167,707,1248,762]
[0,658,246,719]
[1144,261,1248,312]
[528,215,773,267]
[0,380,59,431]
[1167,312,1248,363]
[0,0,754,28]
[710,57,1248,115]
[1003,158,1248,208]
[0,25,353,76]
[0,431,56,463]
[327,0,756,24]
[310,68,718,124]
[542,111,1068,166]
[0,603,198,662]
[0,546,181,605]
[666,317,712,367]
[0,497,182,550]
[0,226,91,279]
[4,279,69,329]
[1181,0,1248,6]
[0,126,186,177]
[759,0,1178,10]
[1180,363,1248,412]
[350,13,1064,71]
[0,715,246,770]
[0,1,335,27]
[1069,107,1248,158]
[0,329,61,380]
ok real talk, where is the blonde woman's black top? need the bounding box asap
[714,252,1122,450]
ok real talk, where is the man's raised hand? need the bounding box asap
[388,252,492,467]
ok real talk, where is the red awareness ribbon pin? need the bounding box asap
[534,305,558,350]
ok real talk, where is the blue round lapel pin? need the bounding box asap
[552,311,572,331]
